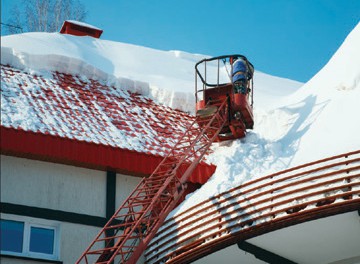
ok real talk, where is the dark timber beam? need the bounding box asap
[105,170,117,247]
[237,241,298,264]
[106,170,116,219]
[0,202,106,227]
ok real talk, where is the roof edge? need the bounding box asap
[0,126,215,181]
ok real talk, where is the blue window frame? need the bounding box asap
[30,226,55,254]
[1,220,24,253]
[0,217,59,260]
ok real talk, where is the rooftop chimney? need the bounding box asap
[60,20,103,38]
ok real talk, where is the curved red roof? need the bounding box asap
[145,150,360,263]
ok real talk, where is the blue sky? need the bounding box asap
[1,0,360,82]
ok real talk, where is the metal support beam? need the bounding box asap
[237,241,298,264]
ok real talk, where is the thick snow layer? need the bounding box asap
[1,22,359,218]
[0,32,301,114]
[0,65,194,156]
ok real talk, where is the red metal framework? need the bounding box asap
[145,150,360,264]
[76,99,229,264]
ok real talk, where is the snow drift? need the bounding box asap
[173,22,360,214]
[0,32,301,114]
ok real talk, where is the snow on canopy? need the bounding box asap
[1,22,359,215]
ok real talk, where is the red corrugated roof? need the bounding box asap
[0,64,215,183]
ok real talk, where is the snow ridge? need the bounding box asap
[1,32,302,114]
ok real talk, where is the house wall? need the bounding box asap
[116,173,142,208]
[1,155,106,216]
[0,155,143,264]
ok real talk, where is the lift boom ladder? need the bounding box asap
[76,98,229,264]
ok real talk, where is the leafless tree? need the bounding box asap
[4,5,23,34]
[4,0,87,34]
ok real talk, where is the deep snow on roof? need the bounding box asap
[1,22,359,217]
[0,31,302,114]
[1,64,194,156]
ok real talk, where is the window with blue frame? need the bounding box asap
[30,226,55,255]
[0,218,59,260]
[1,220,24,253]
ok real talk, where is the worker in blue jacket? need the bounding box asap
[231,56,254,94]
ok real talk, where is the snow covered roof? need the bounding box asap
[1,21,359,201]
[0,29,300,183]
[0,31,303,114]
[0,64,215,181]
[1,64,192,154]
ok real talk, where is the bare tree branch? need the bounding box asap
[6,0,87,34]
[5,5,23,34]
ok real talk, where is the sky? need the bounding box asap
[1,0,360,83]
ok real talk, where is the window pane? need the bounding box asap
[0,220,24,253]
[29,227,54,255]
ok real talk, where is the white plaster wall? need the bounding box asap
[60,222,103,263]
[1,155,106,217]
[67,220,145,264]
[115,173,142,208]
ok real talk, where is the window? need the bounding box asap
[0,216,59,261]
[1,220,24,253]
[30,226,55,254]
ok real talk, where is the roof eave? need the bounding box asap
[0,126,216,181]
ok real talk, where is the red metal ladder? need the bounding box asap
[76,98,229,264]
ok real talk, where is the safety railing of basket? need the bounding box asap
[145,150,360,264]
